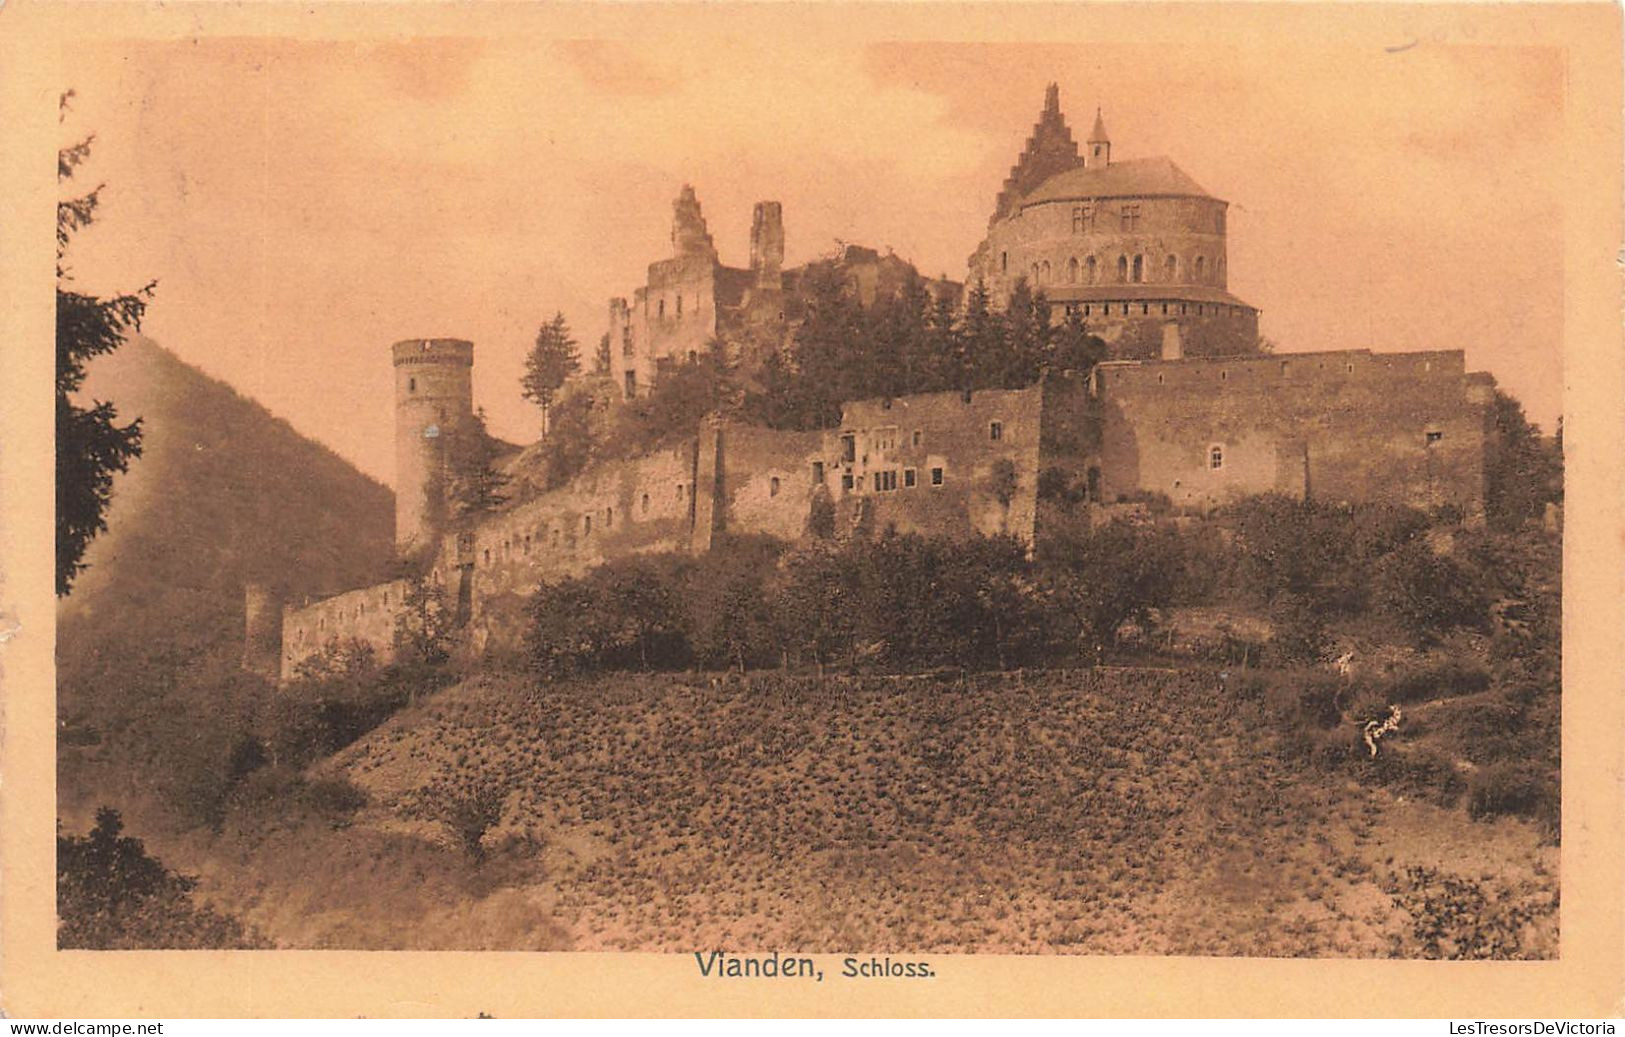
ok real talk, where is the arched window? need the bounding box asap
[1001,251,1008,273]
[1117,255,1129,283]
[676,295,683,317]
[1209,443,1225,470]
[1132,255,1144,283]
[1041,260,1051,283]
[1164,254,1177,282]
[658,298,666,318]
[1086,255,1097,284]
[408,377,417,393]
[1067,257,1079,284]
[1195,256,1207,282]
[641,493,650,514]
[1031,263,1041,284]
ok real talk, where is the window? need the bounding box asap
[658,299,665,318]
[583,515,592,535]
[873,426,898,451]
[408,377,417,393]
[677,483,685,499]
[912,430,922,448]
[770,476,781,497]
[1165,254,1177,281]
[624,370,637,397]
[1120,203,1141,230]
[989,421,1003,441]
[875,470,898,492]
[677,295,683,316]
[812,461,825,482]
[605,507,613,528]
[841,472,854,492]
[1425,430,1443,447]
[1117,255,1129,283]
[904,468,917,488]
[641,493,650,514]
[1072,204,1093,232]
[1194,256,1206,282]
[840,434,856,463]
[1132,255,1143,283]
[1209,444,1224,470]
[524,534,531,555]
[1001,251,1008,273]
[622,328,634,357]
[483,548,491,565]
[1086,255,1097,284]
[930,467,945,486]
[1041,260,1051,284]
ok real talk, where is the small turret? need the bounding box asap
[243,583,284,681]
[1087,107,1111,168]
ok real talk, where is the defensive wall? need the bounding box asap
[1094,348,1492,513]
[271,347,1492,680]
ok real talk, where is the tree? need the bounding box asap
[56,90,153,596]
[58,808,264,948]
[443,408,510,521]
[520,312,580,434]
[1484,389,1563,530]
[394,572,454,666]
[594,332,612,375]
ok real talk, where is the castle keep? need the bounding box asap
[249,85,1496,682]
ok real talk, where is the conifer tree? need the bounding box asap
[56,90,153,597]
[520,312,580,435]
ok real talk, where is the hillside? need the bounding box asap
[58,337,396,809]
[152,668,1556,955]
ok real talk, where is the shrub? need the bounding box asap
[1387,865,1549,959]
[57,808,266,949]
[416,778,510,862]
[1370,541,1491,646]
[1383,657,1491,704]
[1267,591,1329,666]
[1467,762,1555,823]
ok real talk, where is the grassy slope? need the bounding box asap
[175,667,1553,955]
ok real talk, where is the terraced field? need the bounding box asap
[312,668,1556,956]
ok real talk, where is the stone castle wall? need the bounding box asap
[281,578,411,677]
[1095,349,1490,513]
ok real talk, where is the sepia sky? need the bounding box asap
[62,33,1566,486]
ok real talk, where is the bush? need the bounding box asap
[58,808,266,949]
[1467,762,1555,823]
[1387,865,1550,959]
[1383,658,1491,704]
[1370,541,1491,646]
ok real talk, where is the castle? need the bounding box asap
[243,86,1496,682]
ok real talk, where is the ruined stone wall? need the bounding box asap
[1095,349,1489,513]
[280,579,410,680]
[827,386,1046,544]
[710,423,827,542]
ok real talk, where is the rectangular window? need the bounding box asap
[1425,430,1443,446]
[873,426,898,452]
[1120,203,1142,231]
[931,467,944,486]
[912,430,922,448]
[770,476,781,497]
[841,473,854,493]
[989,421,1003,441]
[811,461,825,482]
[841,434,856,463]
[875,470,898,492]
[624,370,637,397]
[583,516,592,535]
[904,468,917,488]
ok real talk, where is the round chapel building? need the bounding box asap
[968,85,1260,360]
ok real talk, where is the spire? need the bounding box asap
[1044,82,1060,114]
[1086,108,1111,168]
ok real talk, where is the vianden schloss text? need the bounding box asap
[693,952,936,982]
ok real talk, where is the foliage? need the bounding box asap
[1386,866,1551,959]
[58,808,265,948]
[57,90,151,596]
[412,777,510,862]
[442,408,511,520]
[1043,519,1182,659]
[1484,390,1563,531]
[394,572,455,666]
[1467,762,1556,825]
[525,555,689,677]
[520,312,581,430]
[682,535,787,671]
[1369,540,1491,646]
[538,387,596,490]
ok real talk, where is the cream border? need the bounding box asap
[2,1,1620,1018]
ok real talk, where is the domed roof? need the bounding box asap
[1019,156,1214,207]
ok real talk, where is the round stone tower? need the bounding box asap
[242,582,284,681]
[392,338,475,558]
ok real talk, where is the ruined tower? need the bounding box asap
[393,338,475,558]
[671,184,717,258]
[749,201,785,291]
[242,582,284,681]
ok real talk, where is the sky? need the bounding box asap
[62,33,1566,486]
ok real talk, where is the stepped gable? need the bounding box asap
[988,82,1085,228]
